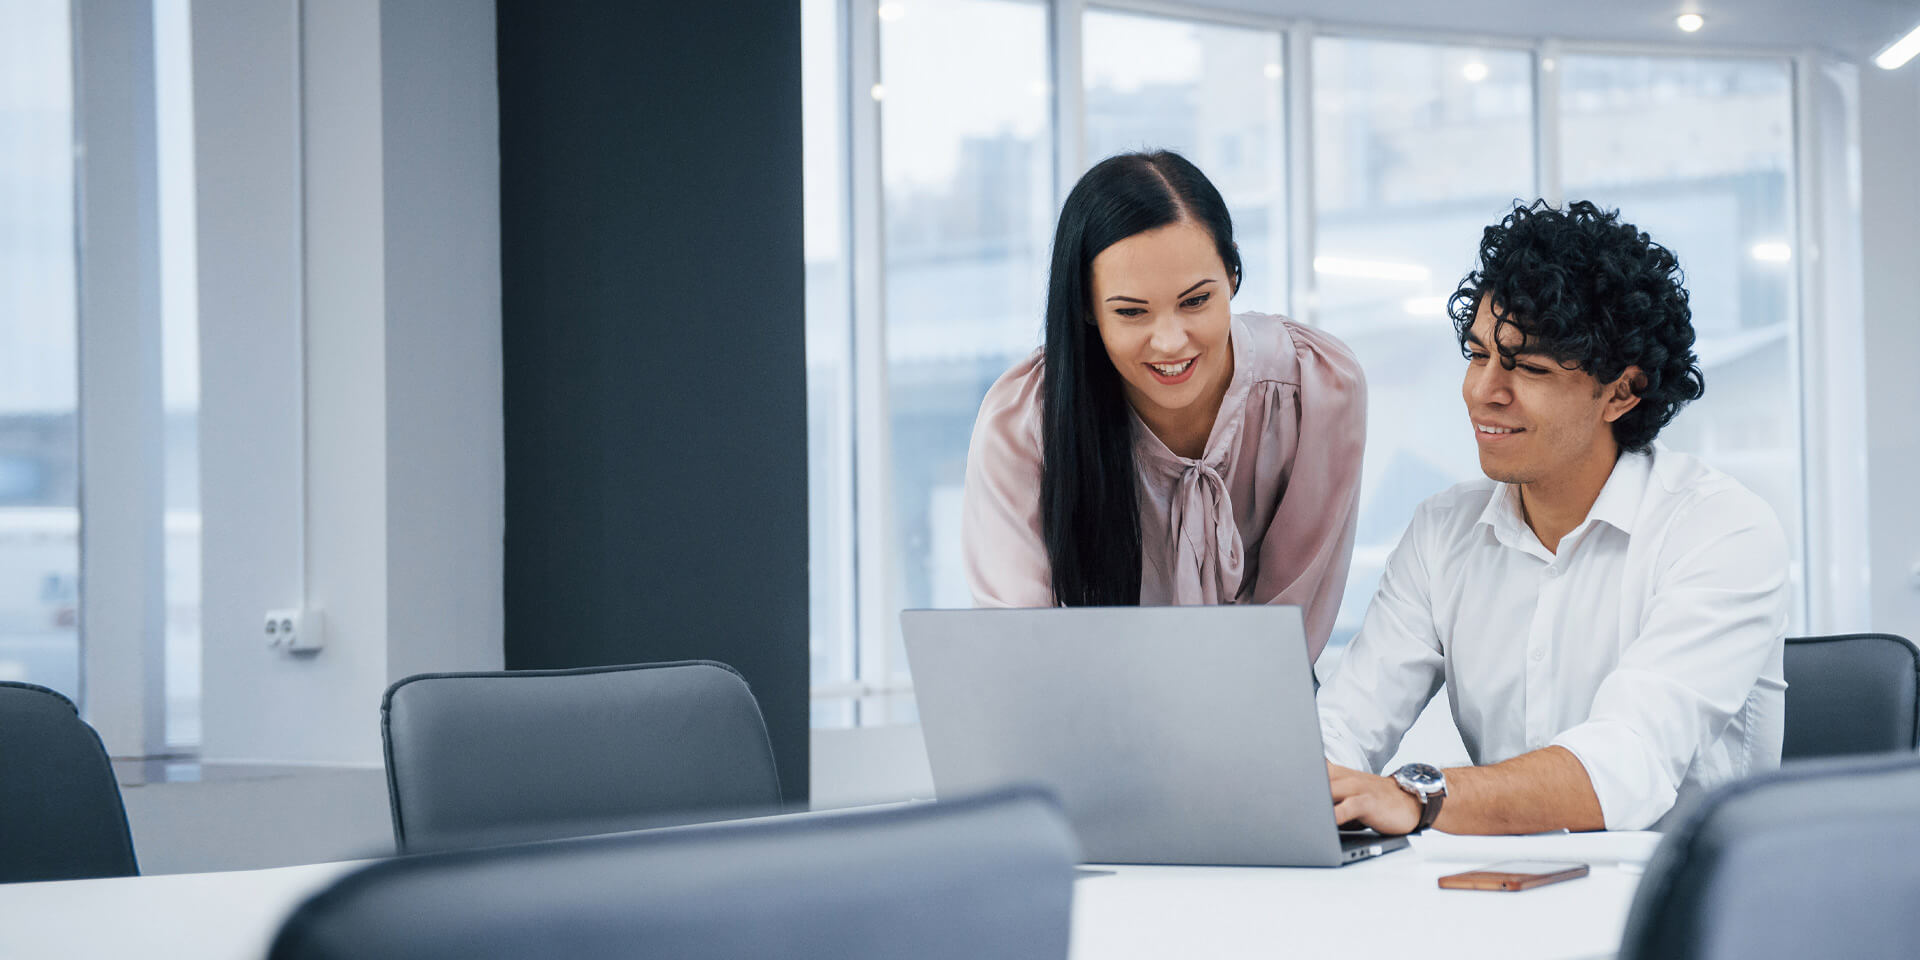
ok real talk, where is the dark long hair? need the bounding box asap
[1040,151,1241,606]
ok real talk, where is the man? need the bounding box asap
[1317,200,1789,835]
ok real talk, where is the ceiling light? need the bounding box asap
[1462,61,1489,83]
[1676,13,1704,33]
[1264,63,1282,80]
[877,2,906,22]
[1402,295,1450,316]
[1876,22,1920,70]
[869,83,886,102]
[1749,242,1792,263]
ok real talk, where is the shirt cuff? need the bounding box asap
[1319,717,1373,774]
[1550,721,1680,831]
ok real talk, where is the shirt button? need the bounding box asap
[1531,649,1545,662]
[1543,566,1560,578]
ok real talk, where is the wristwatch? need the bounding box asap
[1391,763,1447,835]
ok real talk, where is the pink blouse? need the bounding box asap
[961,312,1367,661]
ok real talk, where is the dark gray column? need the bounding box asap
[497,0,809,804]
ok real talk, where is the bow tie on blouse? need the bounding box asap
[1168,458,1244,604]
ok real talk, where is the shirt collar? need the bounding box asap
[1472,446,1654,547]
[1472,481,1528,550]
[1585,447,1652,537]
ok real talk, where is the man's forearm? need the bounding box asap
[1433,746,1606,834]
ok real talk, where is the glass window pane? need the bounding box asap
[1312,38,1536,652]
[156,0,202,748]
[1559,55,1803,626]
[1082,9,1287,313]
[880,0,1052,720]
[803,0,855,728]
[0,1,81,702]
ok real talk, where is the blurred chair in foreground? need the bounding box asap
[268,786,1078,960]
[1618,752,1920,960]
[0,682,139,883]
[382,660,783,854]
[1781,633,1919,760]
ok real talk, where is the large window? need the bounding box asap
[1312,37,1537,650]
[0,1,207,753]
[1558,54,1803,623]
[874,0,1054,722]
[805,4,1818,726]
[1082,9,1288,313]
[0,1,81,702]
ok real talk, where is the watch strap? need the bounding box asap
[1413,789,1443,834]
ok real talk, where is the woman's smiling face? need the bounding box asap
[1089,218,1235,438]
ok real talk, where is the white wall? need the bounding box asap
[121,767,392,874]
[193,0,314,762]
[379,0,506,683]
[1859,63,1920,639]
[194,0,502,765]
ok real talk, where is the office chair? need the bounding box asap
[1618,752,1920,960]
[382,660,783,854]
[1782,633,1919,759]
[267,786,1078,960]
[0,682,139,883]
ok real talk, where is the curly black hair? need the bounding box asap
[1447,199,1705,454]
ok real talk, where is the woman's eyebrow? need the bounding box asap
[1106,278,1217,304]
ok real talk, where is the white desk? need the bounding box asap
[0,832,1657,959]
[1072,832,1656,960]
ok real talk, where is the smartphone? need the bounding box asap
[1437,860,1590,892]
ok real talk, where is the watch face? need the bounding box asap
[1398,763,1444,791]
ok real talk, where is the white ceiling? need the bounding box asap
[1184,0,1920,62]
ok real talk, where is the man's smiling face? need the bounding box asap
[1460,297,1625,486]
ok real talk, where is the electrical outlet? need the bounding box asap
[265,607,326,653]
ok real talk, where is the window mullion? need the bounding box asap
[1285,23,1315,325]
[1050,0,1086,210]
[74,0,170,758]
[1535,39,1564,207]
[847,0,892,726]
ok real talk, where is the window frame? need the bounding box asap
[808,0,1850,726]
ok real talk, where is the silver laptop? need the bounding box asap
[901,605,1407,867]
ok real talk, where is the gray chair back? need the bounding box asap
[0,682,138,883]
[268,786,1078,960]
[1782,633,1919,759]
[382,661,782,854]
[1618,752,1920,960]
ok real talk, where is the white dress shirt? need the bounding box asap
[1316,445,1789,830]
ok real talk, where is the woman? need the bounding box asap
[961,150,1365,661]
